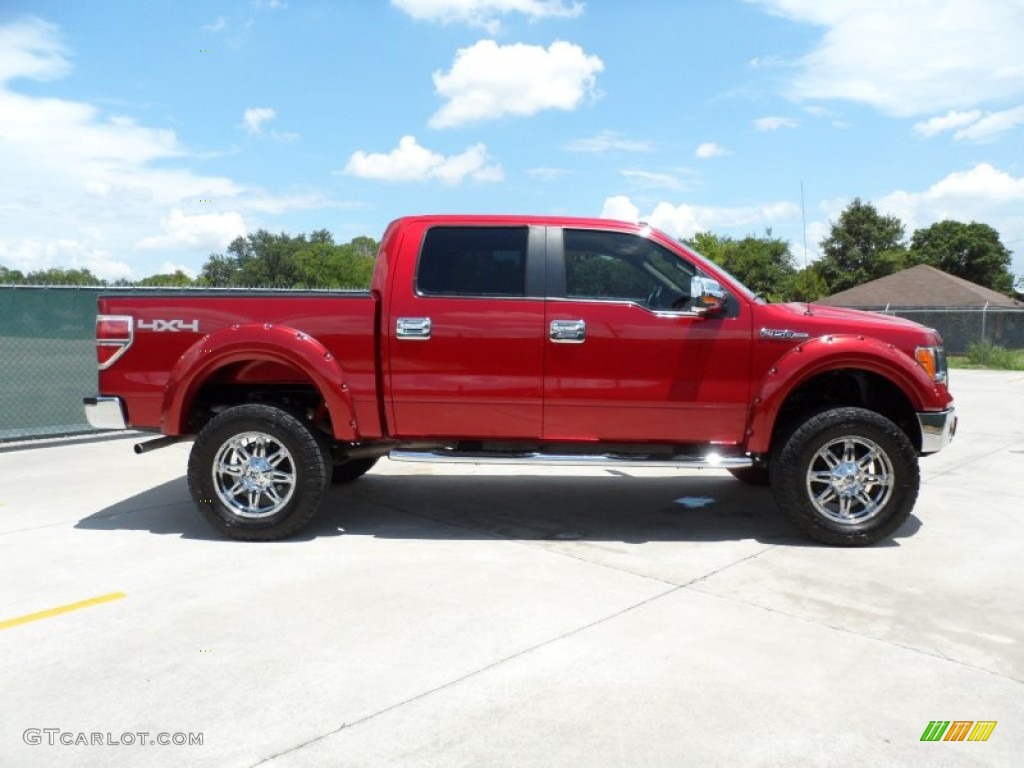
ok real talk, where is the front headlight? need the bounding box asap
[915,345,948,384]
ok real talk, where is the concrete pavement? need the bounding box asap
[1,369,1021,766]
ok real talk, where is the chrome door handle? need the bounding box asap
[550,319,586,343]
[396,317,431,340]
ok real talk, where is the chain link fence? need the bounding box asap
[872,306,1024,355]
[1,286,105,441]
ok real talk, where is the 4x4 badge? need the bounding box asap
[138,318,200,332]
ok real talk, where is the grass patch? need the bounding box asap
[949,342,1024,370]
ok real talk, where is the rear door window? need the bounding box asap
[417,227,528,297]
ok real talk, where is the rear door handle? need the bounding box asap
[396,317,431,340]
[550,319,586,343]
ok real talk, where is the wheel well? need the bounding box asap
[772,369,921,453]
[185,361,328,436]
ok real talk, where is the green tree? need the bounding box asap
[908,220,1015,295]
[786,267,829,302]
[815,198,907,294]
[198,230,378,289]
[0,265,26,284]
[686,229,796,302]
[138,270,194,287]
[24,267,106,285]
[198,254,237,286]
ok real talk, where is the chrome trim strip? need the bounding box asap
[389,449,753,469]
[83,396,128,430]
[918,407,956,454]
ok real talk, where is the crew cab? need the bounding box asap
[84,215,956,545]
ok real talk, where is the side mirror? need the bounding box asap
[690,276,727,315]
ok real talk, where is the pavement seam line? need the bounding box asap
[250,582,684,767]
[687,585,1024,686]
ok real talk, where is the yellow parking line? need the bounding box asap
[0,592,126,631]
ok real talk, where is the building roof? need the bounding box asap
[818,264,1020,309]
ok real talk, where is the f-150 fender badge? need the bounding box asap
[760,328,809,340]
[137,318,200,332]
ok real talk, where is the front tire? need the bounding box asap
[188,404,330,541]
[770,407,919,546]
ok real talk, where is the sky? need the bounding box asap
[1,0,1023,282]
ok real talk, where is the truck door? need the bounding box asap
[387,224,546,439]
[542,227,752,444]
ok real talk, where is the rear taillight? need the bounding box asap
[96,315,133,369]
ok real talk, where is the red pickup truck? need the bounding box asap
[84,215,956,545]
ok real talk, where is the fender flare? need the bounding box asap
[161,323,359,440]
[745,334,943,454]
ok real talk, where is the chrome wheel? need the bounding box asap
[212,431,297,519]
[806,435,894,525]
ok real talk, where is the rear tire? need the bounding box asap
[770,407,919,546]
[332,457,379,484]
[188,404,330,541]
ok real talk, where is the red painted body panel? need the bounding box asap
[383,219,544,438]
[93,215,953,454]
[96,295,380,438]
[543,300,752,443]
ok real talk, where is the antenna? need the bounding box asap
[800,181,808,269]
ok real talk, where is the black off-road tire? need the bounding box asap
[728,466,771,486]
[332,457,379,484]
[770,407,919,546]
[188,404,330,541]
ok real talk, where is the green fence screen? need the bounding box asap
[1,287,104,441]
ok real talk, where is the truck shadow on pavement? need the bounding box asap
[76,470,921,546]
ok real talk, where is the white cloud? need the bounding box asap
[0,237,133,281]
[0,18,340,279]
[695,142,730,159]
[953,106,1024,142]
[344,135,504,185]
[159,261,198,279]
[251,1,288,9]
[751,0,1024,116]
[391,0,583,33]
[600,196,640,223]
[564,130,654,153]
[753,116,798,131]
[912,109,982,138]
[202,17,227,33]
[138,209,247,251]
[601,196,800,240]
[242,107,276,135]
[650,201,800,239]
[0,17,70,82]
[429,39,603,128]
[913,106,1024,142]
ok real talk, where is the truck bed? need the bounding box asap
[97,291,379,435]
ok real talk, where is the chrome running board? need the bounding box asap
[388,449,752,469]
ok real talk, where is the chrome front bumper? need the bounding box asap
[84,396,128,430]
[918,407,957,454]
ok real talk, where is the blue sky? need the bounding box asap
[1,0,1022,281]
